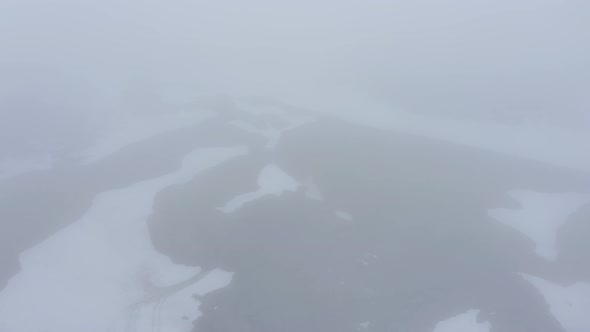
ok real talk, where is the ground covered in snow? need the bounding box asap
[1,99,590,332]
[0,147,245,332]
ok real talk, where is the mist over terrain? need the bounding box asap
[1,1,589,332]
[2,0,589,151]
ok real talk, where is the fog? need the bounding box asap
[2,0,590,154]
[1,0,590,331]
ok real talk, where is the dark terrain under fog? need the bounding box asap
[1,99,589,332]
[1,0,590,331]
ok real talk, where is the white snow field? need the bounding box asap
[522,274,590,332]
[432,309,491,332]
[0,146,247,332]
[218,164,300,213]
[81,111,214,164]
[488,190,590,260]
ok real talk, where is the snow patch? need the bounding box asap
[488,190,589,260]
[0,146,247,332]
[124,269,234,332]
[218,164,300,213]
[432,309,490,332]
[522,274,590,332]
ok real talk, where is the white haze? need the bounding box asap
[2,0,590,160]
[1,1,590,332]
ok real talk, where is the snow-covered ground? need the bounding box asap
[218,164,300,213]
[117,268,234,332]
[487,191,590,331]
[80,111,214,164]
[2,97,589,331]
[0,146,246,332]
[488,190,590,260]
[432,309,491,332]
[522,274,590,332]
